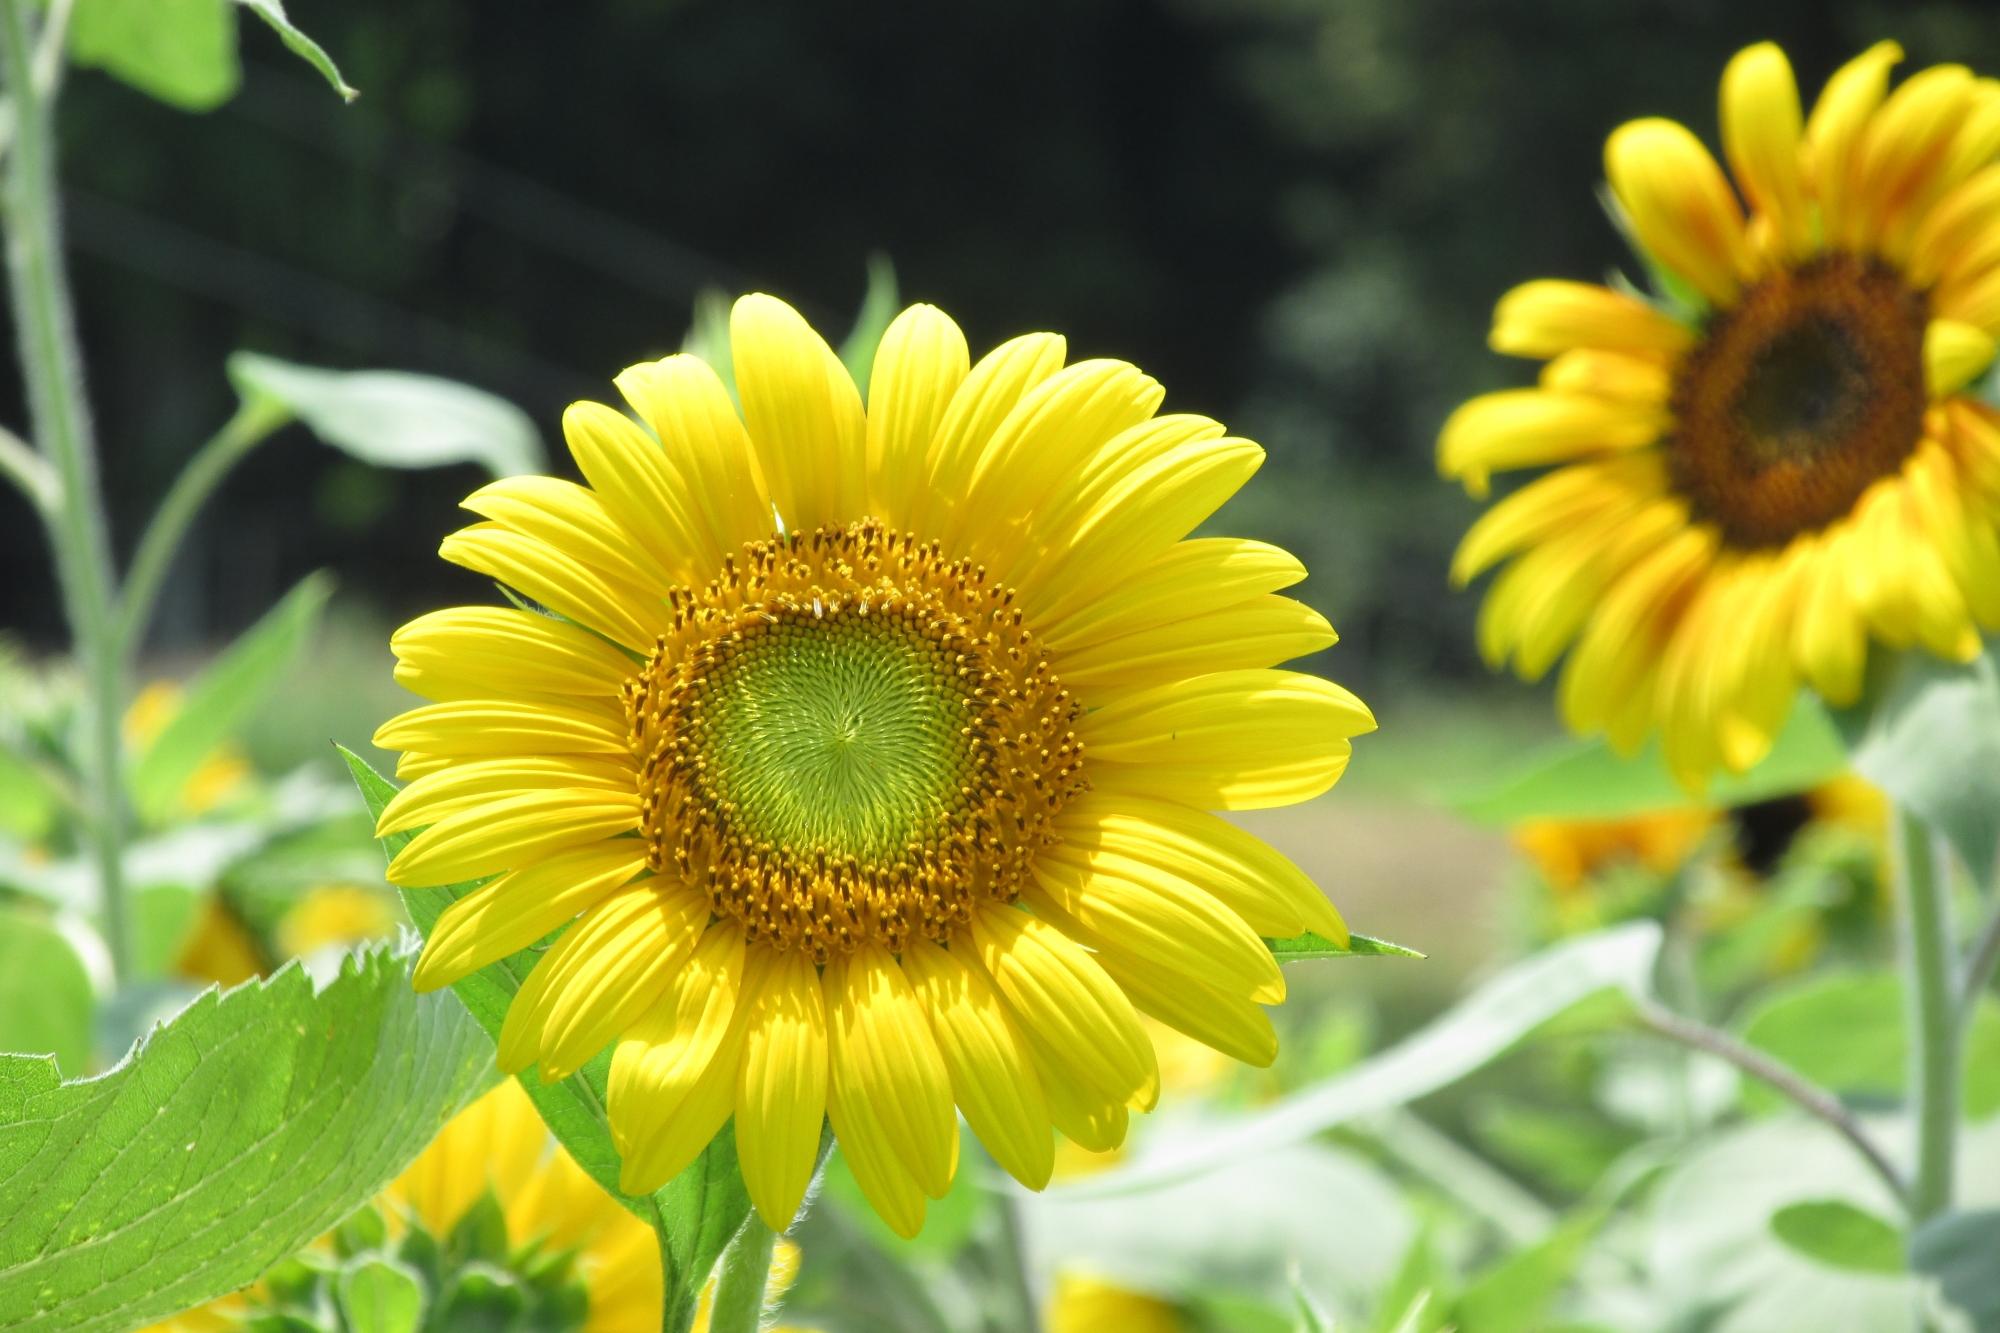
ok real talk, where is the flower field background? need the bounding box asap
[6,3,2000,1332]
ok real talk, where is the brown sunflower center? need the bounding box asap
[624,520,1085,960]
[1667,253,1929,548]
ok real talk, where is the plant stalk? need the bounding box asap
[117,396,291,654]
[1895,809,1958,1223]
[0,0,133,980]
[705,1218,777,1333]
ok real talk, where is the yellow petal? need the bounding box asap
[1040,1066,1128,1154]
[824,945,957,1207]
[1052,791,1345,942]
[1042,537,1306,653]
[1927,318,1997,398]
[1848,64,1975,254]
[1488,279,1692,361]
[1804,40,1905,236]
[462,475,673,596]
[1538,350,1673,403]
[1604,118,1750,306]
[385,789,639,888]
[440,523,668,654]
[413,844,645,992]
[1451,451,1671,585]
[1721,42,1809,257]
[390,607,636,703]
[495,880,709,1078]
[375,755,632,836]
[1056,594,1335,695]
[866,303,970,525]
[826,1076,930,1240]
[909,331,1067,536]
[561,399,721,584]
[732,293,866,533]
[1437,389,1667,498]
[1909,164,2000,289]
[1083,669,1375,811]
[899,936,1054,1191]
[373,698,632,760]
[969,905,1157,1112]
[613,353,773,558]
[735,947,830,1231]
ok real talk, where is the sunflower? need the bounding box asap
[1442,40,2000,785]
[372,295,1370,1237]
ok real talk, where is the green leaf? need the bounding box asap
[1455,1206,1608,1333]
[1293,1268,1337,1332]
[129,572,333,828]
[235,0,356,102]
[339,746,754,1328]
[0,941,491,1333]
[1057,924,1660,1196]
[1768,1200,1904,1275]
[1266,930,1425,961]
[1912,1208,2000,1331]
[1443,699,1845,825]
[68,0,238,111]
[338,1257,427,1333]
[228,353,544,479]
[0,909,91,1075]
[838,255,900,394]
[681,291,738,403]
[1836,644,2000,882]
[1737,970,2000,1119]
[130,883,205,978]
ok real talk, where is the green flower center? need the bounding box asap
[626,522,1086,960]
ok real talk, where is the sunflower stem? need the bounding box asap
[706,1217,777,1333]
[0,0,133,982]
[1896,808,1958,1223]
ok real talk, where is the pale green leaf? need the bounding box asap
[0,909,91,1075]
[339,1257,427,1333]
[1443,700,1845,825]
[234,0,355,101]
[838,255,900,394]
[1836,644,2000,883]
[129,572,333,828]
[68,0,237,111]
[0,941,491,1333]
[1267,929,1425,961]
[681,290,737,403]
[1056,924,1660,1196]
[228,353,544,479]
[339,746,753,1326]
[1737,970,2000,1119]
[1913,1208,2000,1331]
[1455,1206,1608,1333]
[1769,1200,1904,1275]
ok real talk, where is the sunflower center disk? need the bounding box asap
[626,521,1086,960]
[1668,253,1929,548]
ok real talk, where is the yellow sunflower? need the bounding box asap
[1442,40,2000,785]
[372,294,1370,1237]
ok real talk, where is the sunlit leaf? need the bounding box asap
[0,909,91,1075]
[1768,1200,1904,1275]
[340,746,753,1326]
[68,0,237,112]
[838,255,900,393]
[0,941,490,1333]
[228,353,544,479]
[129,572,333,828]
[338,1257,427,1333]
[235,0,355,102]
[1267,930,1424,962]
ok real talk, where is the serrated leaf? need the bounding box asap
[1913,1208,2000,1331]
[1266,930,1425,961]
[338,746,753,1329]
[130,572,333,828]
[228,353,543,479]
[0,909,92,1075]
[1769,1200,1904,1275]
[1057,924,1661,1196]
[1835,644,2000,884]
[68,0,238,111]
[0,941,491,1333]
[1442,699,1845,825]
[338,1257,427,1333]
[838,255,900,394]
[235,0,355,101]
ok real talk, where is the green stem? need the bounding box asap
[117,396,291,654]
[1895,808,1958,1223]
[705,1218,776,1333]
[0,0,132,980]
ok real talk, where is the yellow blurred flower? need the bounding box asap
[274,884,398,958]
[173,898,264,988]
[1047,1273,1188,1333]
[123,682,250,818]
[1512,807,1715,896]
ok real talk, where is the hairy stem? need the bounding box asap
[1896,809,1958,1223]
[1,0,132,980]
[705,1218,777,1333]
[1635,1001,1908,1208]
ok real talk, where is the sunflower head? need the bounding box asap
[1443,40,2000,785]
[373,295,1371,1236]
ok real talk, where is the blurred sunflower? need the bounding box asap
[374,295,1370,1236]
[1443,40,2000,785]
[176,883,400,988]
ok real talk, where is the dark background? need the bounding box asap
[4,0,1992,699]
